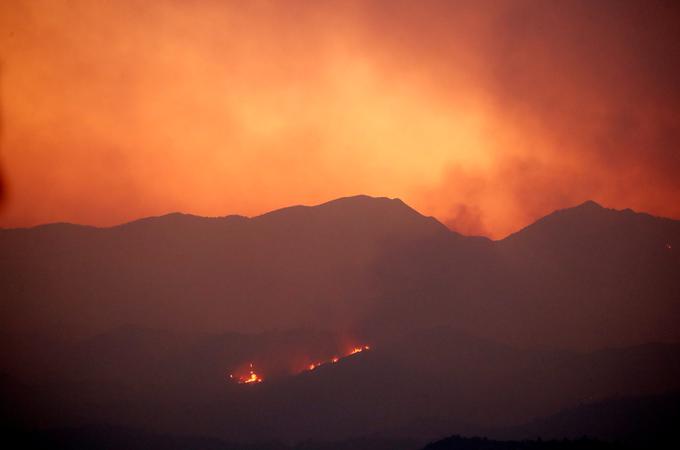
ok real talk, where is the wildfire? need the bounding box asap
[230,363,263,384]
[350,345,370,355]
[303,344,371,372]
[229,344,372,384]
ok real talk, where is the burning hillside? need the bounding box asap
[229,345,371,384]
[229,363,263,384]
[306,345,371,372]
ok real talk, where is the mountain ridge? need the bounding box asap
[4,195,677,239]
[1,194,678,348]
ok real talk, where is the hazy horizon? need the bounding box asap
[1,194,670,240]
[2,0,680,238]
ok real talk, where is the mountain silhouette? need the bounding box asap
[3,325,679,442]
[0,196,447,340]
[1,196,679,443]
[2,195,677,350]
[501,391,680,448]
[360,199,680,349]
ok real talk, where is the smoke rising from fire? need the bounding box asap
[0,0,679,237]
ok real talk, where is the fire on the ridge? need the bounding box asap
[304,345,371,372]
[229,363,263,384]
[229,344,371,384]
[350,345,370,355]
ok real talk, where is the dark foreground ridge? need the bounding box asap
[3,426,420,450]
[425,436,625,450]
[3,427,633,450]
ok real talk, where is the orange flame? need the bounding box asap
[230,345,372,383]
[303,344,371,372]
[231,363,263,384]
[350,345,369,355]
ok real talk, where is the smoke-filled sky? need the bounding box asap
[1,0,679,238]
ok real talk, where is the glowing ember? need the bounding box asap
[332,357,339,363]
[350,345,370,355]
[231,363,263,384]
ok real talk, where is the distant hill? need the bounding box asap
[1,196,678,350]
[0,195,447,339]
[424,436,623,450]
[2,425,630,450]
[2,196,680,442]
[1,425,421,450]
[3,325,679,442]
[493,201,680,348]
[356,199,680,349]
[425,392,680,449]
[502,391,680,448]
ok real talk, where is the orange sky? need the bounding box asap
[1,0,679,238]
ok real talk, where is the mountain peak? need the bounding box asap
[314,195,413,213]
[502,199,679,248]
[263,195,411,214]
[574,199,604,210]
[255,195,447,231]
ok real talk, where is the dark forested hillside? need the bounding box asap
[1,196,678,350]
[1,196,679,443]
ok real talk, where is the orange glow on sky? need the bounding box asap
[1,1,679,238]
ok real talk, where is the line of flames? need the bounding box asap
[228,345,371,384]
[306,345,370,372]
